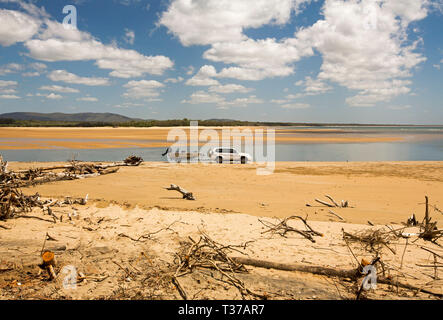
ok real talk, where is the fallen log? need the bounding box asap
[165,184,195,200]
[231,256,358,279]
[230,257,443,298]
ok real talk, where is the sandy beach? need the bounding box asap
[1,160,442,300]
[10,161,443,225]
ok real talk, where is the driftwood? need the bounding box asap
[165,184,195,200]
[343,228,397,255]
[1,155,139,189]
[230,257,442,298]
[173,232,264,299]
[419,196,442,244]
[259,215,323,243]
[328,210,346,222]
[314,195,350,208]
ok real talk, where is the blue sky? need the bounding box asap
[0,0,442,124]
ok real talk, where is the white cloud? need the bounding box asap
[39,85,79,93]
[0,9,40,46]
[0,79,18,94]
[165,76,184,83]
[113,102,145,108]
[124,28,135,45]
[22,72,40,77]
[182,90,224,105]
[24,19,174,78]
[122,80,164,99]
[48,70,110,86]
[0,94,20,99]
[0,5,174,79]
[0,80,18,87]
[77,97,98,102]
[218,95,264,108]
[29,62,47,71]
[160,1,314,81]
[295,0,428,107]
[271,99,289,104]
[186,65,220,86]
[388,105,412,110]
[205,38,313,80]
[209,84,254,94]
[159,0,310,46]
[182,90,263,108]
[0,63,23,75]
[46,93,63,100]
[433,64,441,70]
[295,76,332,96]
[281,103,310,109]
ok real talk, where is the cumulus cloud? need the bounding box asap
[296,76,332,96]
[205,38,313,80]
[281,103,310,109]
[185,65,220,86]
[0,79,18,94]
[159,0,311,46]
[182,90,225,105]
[39,85,79,93]
[295,0,429,107]
[77,97,98,102]
[165,76,184,83]
[0,63,24,76]
[0,4,173,79]
[208,84,254,94]
[160,0,314,81]
[0,9,40,46]
[36,92,62,99]
[122,80,164,99]
[48,70,110,86]
[182,90,263,108]
[0,94,20,99]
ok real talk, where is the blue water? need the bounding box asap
[1,140,442,162]
[1,126,442,162]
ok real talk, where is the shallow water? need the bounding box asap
[1,126,442,162]
[1,139,442,162]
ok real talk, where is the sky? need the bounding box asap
[0,0,442,124]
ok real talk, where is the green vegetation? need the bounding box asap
[0,118,312,127]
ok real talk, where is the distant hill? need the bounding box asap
[0,112,135,123]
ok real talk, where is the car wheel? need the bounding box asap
[217,156,223,164]
[241,156,247,164]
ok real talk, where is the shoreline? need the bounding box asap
[7,161,442,226]
[0,127,407,150]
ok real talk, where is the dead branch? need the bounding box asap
[165,184,195,200]
[328,210,346,222]
[343,228,397,255]
[419,196,442,244]
[118,220,179,242]
[259,215,323,243]
[231,256,442,298]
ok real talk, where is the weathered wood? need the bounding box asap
[328,210,346,222]
[165,184,195,200]
[315,198,335,207]
[325,195,340,207]
[231,256,358,279]
[231,256,443,298]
